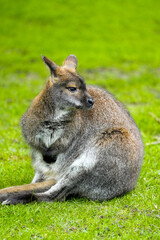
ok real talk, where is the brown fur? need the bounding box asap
[0,55,143,205]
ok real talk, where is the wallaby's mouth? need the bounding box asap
[66,96,94,110]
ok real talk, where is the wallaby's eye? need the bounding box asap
[67,87,77,93]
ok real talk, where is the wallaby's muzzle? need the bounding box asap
[80,92,94,110]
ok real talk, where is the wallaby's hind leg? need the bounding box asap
[76,129,143,201]
[2,146,99,204]
[0,179,56,205]
[1,129,143,205]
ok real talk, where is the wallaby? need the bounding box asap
[0,55,144,205]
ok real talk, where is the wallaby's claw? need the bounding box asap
[2,199,11,205]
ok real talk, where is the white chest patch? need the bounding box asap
[35,128,63,148]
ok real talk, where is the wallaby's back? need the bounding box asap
[73,85,144,200]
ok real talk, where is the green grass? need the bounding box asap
[0,0,160,239]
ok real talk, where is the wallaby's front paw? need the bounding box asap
[35,186,69,202]
[1,193,38,205]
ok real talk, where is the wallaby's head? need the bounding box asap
[42,55,94,110]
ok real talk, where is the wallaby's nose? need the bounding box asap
[87,98,94,107]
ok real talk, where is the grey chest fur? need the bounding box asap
[35,127,64,149]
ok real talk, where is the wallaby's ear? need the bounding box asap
[41,55,58,77]
[63,54,78,70]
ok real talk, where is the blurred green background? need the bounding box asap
[1,0,160,75]
[0,0,160,239]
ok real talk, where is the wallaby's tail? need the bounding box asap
[0,179,56,203]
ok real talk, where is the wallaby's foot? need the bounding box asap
[2,192,38,205]
[0,179,56,205]
[2,185,70,205]
[1,191,63,205]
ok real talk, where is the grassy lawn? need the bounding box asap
[0,0,160,239]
